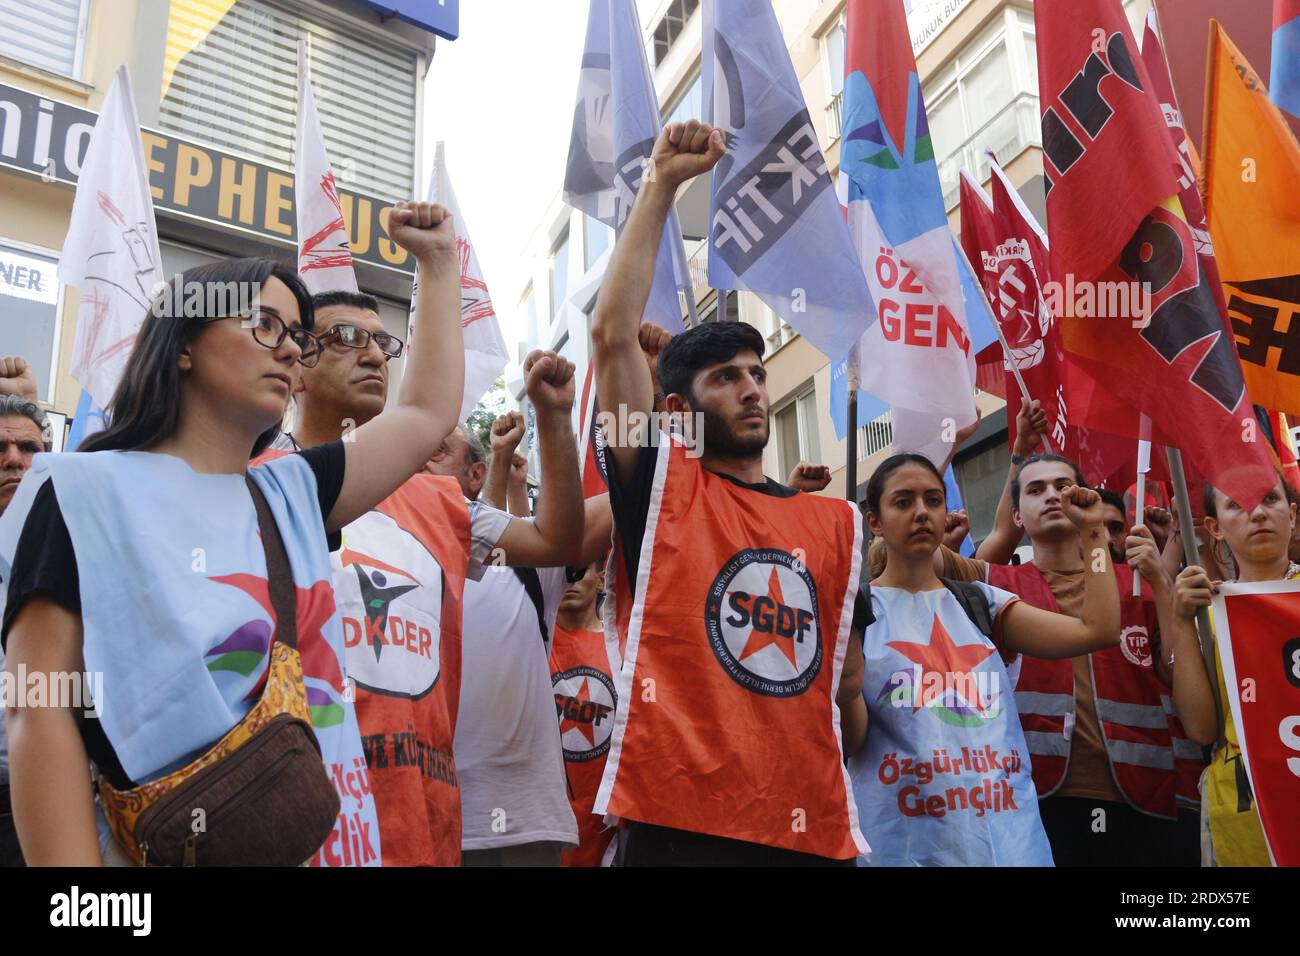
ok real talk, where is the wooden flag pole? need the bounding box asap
[1166,445,1225,743]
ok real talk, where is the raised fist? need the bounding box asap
[523,349,576,414]
[490,411,526,454]
[648,120,727,191]
[0,356,38,401]
[1059,485,1104,529]
[388,201,456,262]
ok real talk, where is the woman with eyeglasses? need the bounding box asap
[0,201,464,865]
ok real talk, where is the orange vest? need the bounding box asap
[550,624,618,867]
[331,473,470,866]
[250,454,471,864]
[595,438,866,858]
[988,562,1203,817]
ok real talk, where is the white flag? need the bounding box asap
[58,65,165,413]
[294,67,357,295]
[407,142,509,423]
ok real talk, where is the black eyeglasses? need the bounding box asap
[565,566,589,584]
[321,323,404,360]
[204,311,322,367]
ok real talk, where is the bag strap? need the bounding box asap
[245,475,299,651]
[512,566,550,647]
[940,577,994,642]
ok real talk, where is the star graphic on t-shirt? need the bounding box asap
[558,677,597,747]
[887,613,995,713]
[737,567,799,669]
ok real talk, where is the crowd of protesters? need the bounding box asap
[0,122,1290,868]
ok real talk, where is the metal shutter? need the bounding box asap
[0,0,87,78]
[160,0,417,199]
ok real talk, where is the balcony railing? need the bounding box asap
[858,411,894,459]
[826,88,844,143]
[936,91,1041,210]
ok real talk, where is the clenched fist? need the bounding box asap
[1058,485,1104,530]
[0,356,38,401]
[388,201,456,263]
[787,463,831,493]
[523,349,576,414]
[648,120,727,191]
[490,411,526,455]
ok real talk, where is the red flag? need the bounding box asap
[1035,0,1275,509]
[577,362,608,500]
[1212,582,1300,866]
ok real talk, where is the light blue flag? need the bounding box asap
[943,465,975,557]
[702,0,875,361]
[65,388,107,451]
[1274,1,1300,120]
[564,0,694,333]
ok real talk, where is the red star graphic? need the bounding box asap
[887,613,995,713]
[209,573,345,697]
[737,567,799,669]
[558,678,597,747]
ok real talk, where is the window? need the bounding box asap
[0,0,88,78]
[699,289,739,325]
[857,411,894,459]
[775,386,822,479]
[651,0,700,66]
[955,439,1011,543]
[520,285,538,356]
[160,0,419,198]
[824,15,847,140]
[923,15,1041,209]
[0,240,62,405]
[663,71,702,127]
[550,228,570,319]
[584,216,611,270]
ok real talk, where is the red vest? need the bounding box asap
[596,438,866,858]
[550,624,618,867]
[987,561,1203,817]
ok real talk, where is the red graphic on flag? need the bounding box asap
[888,613,995,714]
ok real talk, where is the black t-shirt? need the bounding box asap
[606,444,873,632]
[1,442,346,789]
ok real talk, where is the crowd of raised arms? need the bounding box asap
[0,122,1290,868]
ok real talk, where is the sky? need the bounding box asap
[421,0,594,357]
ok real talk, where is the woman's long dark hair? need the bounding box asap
[79,258,313,458]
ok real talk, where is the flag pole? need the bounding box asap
[1166,445,1225,742]
[1133,415,1152,597]
[954,242,1053,454]
[846,344,860,504]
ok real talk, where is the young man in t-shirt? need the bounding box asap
[284,292,585,865]
[589,121,873,866]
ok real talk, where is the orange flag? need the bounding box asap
[1203,20,1300,415]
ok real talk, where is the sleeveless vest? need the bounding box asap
[333,475,469,866]
[988,561,1202,818]
[595,437,866,859]
[0,450,381,866]
[851,583,1053,866]
[550,624,618,867]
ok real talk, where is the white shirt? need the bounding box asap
[455,564,579,851]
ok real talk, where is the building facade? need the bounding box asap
[0,0,457,444]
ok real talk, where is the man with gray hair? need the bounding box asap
[273,291,587,865]
[0,355,48,867]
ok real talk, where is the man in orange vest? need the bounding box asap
[590,120,873,865]
[549,558,618,866]
[280,290,587,865]
[930,425,1203,866]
